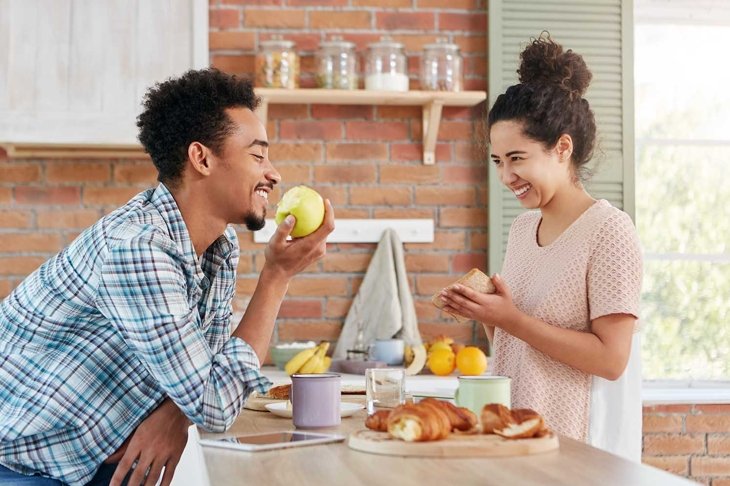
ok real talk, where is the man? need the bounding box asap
[0,68,334,485]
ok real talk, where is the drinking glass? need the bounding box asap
[365,368,405,414]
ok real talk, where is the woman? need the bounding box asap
[439,34,643,461]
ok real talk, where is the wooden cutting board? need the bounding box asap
[348,429,559,457]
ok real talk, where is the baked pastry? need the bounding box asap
[494,414,545,440]
[387,403,451,442]
[431,268,496,323]
[419,398,478,432]
[262,384,290,400]
[481,404,548,440]
[364,410,391,432]
[481,403,515,434]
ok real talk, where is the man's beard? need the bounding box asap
[244,210,266,231]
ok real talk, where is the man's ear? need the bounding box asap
[556,133,574,163]
[188,142,212,176]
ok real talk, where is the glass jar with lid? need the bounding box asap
[420,38,463,92]
[316,37,358,90]
[255,37,300,89]
[364,38,409,92]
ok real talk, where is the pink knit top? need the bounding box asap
[492,199,642,441]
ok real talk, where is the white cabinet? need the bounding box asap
[0,0,208,154]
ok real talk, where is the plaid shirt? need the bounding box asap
[0,184,271,485]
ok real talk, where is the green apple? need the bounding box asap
[275,185,325,238]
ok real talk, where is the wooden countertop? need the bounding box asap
[200,403,698,486]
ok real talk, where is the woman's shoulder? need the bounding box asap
[586,200,641,255]
[590,200,637,235]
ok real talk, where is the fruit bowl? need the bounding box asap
[270,342,316,370]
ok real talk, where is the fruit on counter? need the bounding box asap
[427,341,452,355]
[455,346,487,376]
[404,344,427,376]
[285,341,331,375]
[450,342,465,355]
[427,348,456,376]
[275,185,325,238]
[404,344,415,366]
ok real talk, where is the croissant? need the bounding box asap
[387,403,451,442]
[481,403,515,434]
[494,415,545,440]
[364,410,390,432]
[481,404,549,440]
[419,398,478,432]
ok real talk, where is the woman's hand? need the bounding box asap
[439,274,521,330]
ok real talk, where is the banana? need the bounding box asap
[284,346,318,376]
[298,341,330,374]
[316,356,332,373]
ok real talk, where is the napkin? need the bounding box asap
[333,228,422,359]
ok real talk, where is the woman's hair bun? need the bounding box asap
[517,32,592,99]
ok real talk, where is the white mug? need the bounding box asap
[368,339,404,366]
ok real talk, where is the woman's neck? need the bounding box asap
[539,182,596,229]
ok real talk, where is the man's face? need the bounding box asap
[207,107,281,229]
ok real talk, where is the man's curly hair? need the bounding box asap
[137,68,260,187]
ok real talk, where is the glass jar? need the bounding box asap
[316,38,358,90]
[255,38,300,89]
[364,38,409,92]
[420,38,463,92]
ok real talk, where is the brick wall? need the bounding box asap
[208,0,490,348]
[0,1,727,483]
[643,404,730,485]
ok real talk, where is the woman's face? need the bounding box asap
[489,120,572,210]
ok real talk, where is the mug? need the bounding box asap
[368,339,404,366]
[290,373,341,429]
[454,375,511,416]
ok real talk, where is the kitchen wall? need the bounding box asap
[0,1,727,483]
[207,0,490,348]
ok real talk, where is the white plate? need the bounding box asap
[264,402,364,418]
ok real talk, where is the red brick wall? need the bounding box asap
[0,2,727,483]
[208,0,490,347]
[643,404,730,485]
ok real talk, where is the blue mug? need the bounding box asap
[368,339,404,366]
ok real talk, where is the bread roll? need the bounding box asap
[365,410,391,432]
[431,268,496,323]
[387,403,452,442]
[481,403,515,434]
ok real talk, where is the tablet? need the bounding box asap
[198,431,346,452]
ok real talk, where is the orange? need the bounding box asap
[456,346,488,376]
[428,349,456,376]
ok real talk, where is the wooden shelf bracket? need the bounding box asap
[422,100,444,165]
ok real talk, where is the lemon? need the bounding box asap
[428,349,456,376]
[428,341,452,355]
[455,346,488,376]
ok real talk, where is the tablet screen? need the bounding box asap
[200,431,345,452]
[234,432,320,445]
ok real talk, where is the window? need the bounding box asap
[635,1,730,380]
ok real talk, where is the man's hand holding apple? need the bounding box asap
[264,187,335,280]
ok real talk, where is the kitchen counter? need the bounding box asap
[197,367,698,486]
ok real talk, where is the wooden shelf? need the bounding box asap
[2,143,147,159]
[255,88,487,165]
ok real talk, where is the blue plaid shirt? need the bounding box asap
[0,183,271,485]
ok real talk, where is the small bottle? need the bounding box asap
[364,38,409,92]
[420,38,463,92]
[255,37,300,89]
[316,37,358,90]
